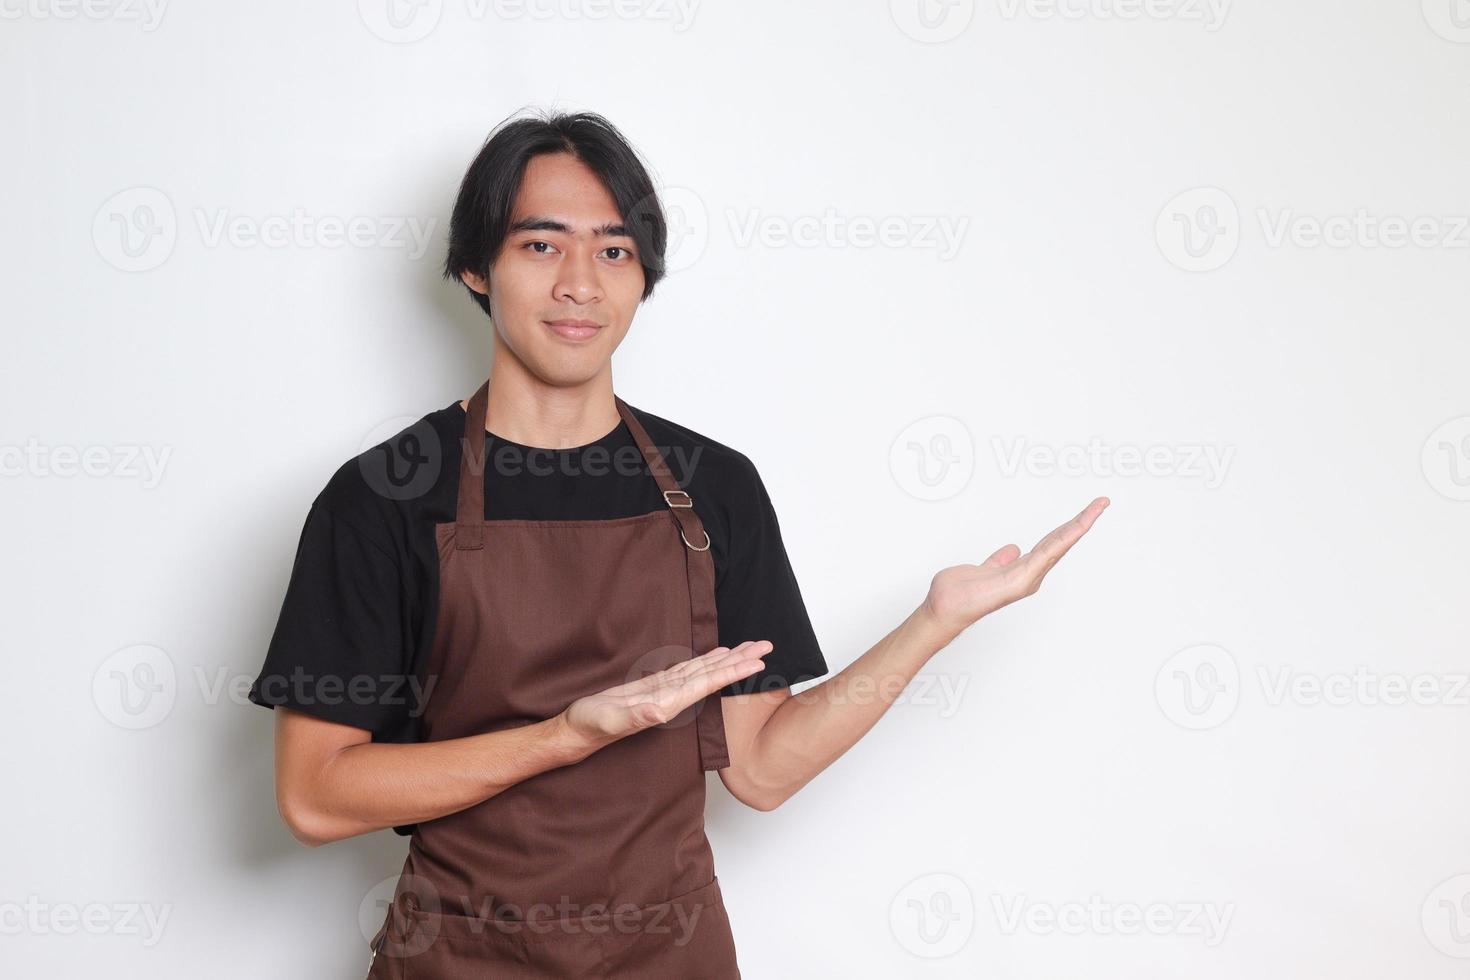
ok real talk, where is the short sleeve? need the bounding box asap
[715,461,829,696]
[247,502,417,735]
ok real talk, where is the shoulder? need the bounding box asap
[620,402,764,498]
[310,401,462,552]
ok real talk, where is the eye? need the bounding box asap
[603,246,635,261]
[522,240,556,254]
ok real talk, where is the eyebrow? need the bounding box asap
[507,216,633,238]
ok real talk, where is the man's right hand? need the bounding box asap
[557,640,771,755]
[270,642,770,846]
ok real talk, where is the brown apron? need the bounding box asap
[366,380,740,979]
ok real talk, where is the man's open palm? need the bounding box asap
[923,496,1110,638]
[564,641,771,746]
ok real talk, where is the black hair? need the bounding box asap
[442,109,668,318]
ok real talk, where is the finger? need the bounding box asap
[670,652,767,704]
[652,641,770,700]
[1015,496,1109,577]
[980,543,1022,568]
[620,646,767,717]
[1029,496,1109,557]
[596,647,731,697]
[683,640,771,669]
[613,642,769,696]
[677,641,772,683]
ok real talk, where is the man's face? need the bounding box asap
[460,152,646,387]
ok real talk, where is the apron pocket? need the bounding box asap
[371,877,738,979]
[376,890,610,980]
[596,875,741,980]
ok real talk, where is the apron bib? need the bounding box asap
[366,381,740,979]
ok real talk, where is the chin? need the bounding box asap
[531,359,611,389]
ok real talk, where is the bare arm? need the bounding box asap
[719,497,1110,811]
[274,642,770,846]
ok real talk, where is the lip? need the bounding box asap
[543,319,604,342]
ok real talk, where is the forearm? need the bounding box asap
[744,604,960,808]
[281,714,597,845]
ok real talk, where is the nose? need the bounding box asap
[554,246,602,305]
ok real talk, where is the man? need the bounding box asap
[247,109,1107,978]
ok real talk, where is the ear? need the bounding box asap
[459,268,489,295]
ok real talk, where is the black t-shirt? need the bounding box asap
[248,395,828,751]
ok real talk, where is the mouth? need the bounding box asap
[543,318,604,342]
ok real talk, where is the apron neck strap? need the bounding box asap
[616,396,712,553]
[455,380,491,550]
[453,384,697,549]
[614,396,680,497]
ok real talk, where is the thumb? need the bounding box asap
[981,544,1022,568]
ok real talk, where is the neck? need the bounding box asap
[464,344,620,450]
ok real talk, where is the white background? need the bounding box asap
[4,1,1470,977]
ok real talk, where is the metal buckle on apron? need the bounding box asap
[662,490,711,551]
